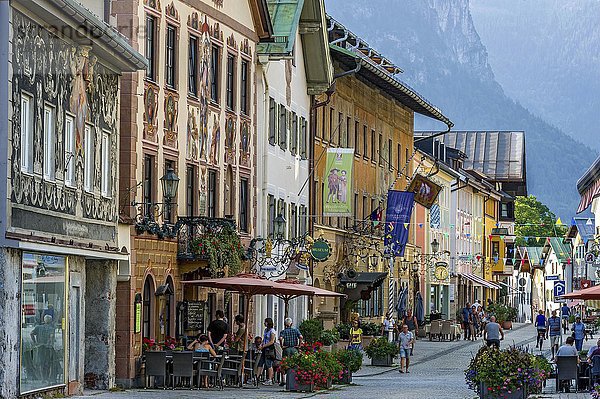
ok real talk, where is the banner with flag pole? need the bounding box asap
[384,191,415,257]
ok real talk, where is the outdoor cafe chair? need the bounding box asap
[429,321,441,341]
[220,351,243,387]
[555,356,579,393]
[170,351,196,389]
[144,351,167,389]
[441,321,453,341]
[197,353,225,390]
[591,355,600,386]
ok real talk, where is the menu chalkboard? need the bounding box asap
[185,301,205,331]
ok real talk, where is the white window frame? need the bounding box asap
[43,104,56,181]
[101,130,111,198]
[20,93,33,173]
[64,114,76,187]
[84,124,94,192]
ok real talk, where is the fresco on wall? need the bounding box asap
[144,84,158,141]
[208,113,220,164]
[187,106,199,160]
[199,16,211,162]
[240,120,250,166]
[164,93,178,147]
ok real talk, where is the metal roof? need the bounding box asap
[524,246,543,266]
[546,237,572,263]
[577,155,600,194]
[257,0,304,56]
[326,16,452,128]
[573,217,596,241]
[416,131,526,183]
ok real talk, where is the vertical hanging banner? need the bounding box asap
[323,148,354,216]
[384,190,415,257]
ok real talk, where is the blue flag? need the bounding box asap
[384,191,415,257]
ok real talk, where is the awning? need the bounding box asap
[459,273,500,290]
[339,272,388,288]
[578,178,600,214]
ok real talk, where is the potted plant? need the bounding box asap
[315,350,343,389]
[299,318,324,344]
[465,346,551,399]
[191,226,244,277]
[335,349,363,384]
[142,337,159,352]
[281,344,342,392]
[320,329,340,352]
[365,337,397,367]
[488,303,517,330]
[163,336,177,351]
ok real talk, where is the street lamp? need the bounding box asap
[134,169,181,238]
[160,168,180,201]
[431,238,440,254]
[273,214,286,238]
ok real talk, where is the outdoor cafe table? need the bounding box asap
[424,322,462,338]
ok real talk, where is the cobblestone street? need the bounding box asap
[71,323,594,399]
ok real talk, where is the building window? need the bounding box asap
[143,155,154,216]
[363,125,368,159]
[189,36,198,96]
[289,203,297,237]
[299,117,307,159]
[290,112,298,156]
[268,98,276,145]
[354,121,359,154]
[240,59,249,115]
[43,105,55,181]
[143,275,154,339]
[20,93,33,173]
[378,133,383,165]
[226,54,235,110]
[362,195,368,220]
[299,205,307,235]
[388,138,392,170]
[64,115,75,186]
[345,116,351,147]
[354,193,358,221]
[101,131,111,197]
[279,105,287,150]
[84,125,94,192]
[328,108,333,142]
[239,178,249,232]
[338,112,343,146]
[501,201,515,219]
[207,169,217,218]
[267,194,276,236]
[145,15,157,81]
[277,199,286,236]
[165,25,177,88]
[186,165,195,216]
[397,143,401,172]
[20,253,66,393]
[371,129,375,160]
[210,45,220,103]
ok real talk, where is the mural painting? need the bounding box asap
[187,106,199,160]
[240,120,250,166]
[164,93,178,147]
[208,113,220,164]
[225,116,236,164]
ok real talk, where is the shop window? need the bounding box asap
[20,253,66,393]
[143,275,154,339]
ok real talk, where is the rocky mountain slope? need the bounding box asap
[325,0,598,219]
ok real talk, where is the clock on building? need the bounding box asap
[434,265,449,281]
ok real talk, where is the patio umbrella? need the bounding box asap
[274,278,345,317]
[561,284,600,300]
[397,287,408,319]
[415,291,425,324]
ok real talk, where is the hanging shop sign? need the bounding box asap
[407,174,442,209]
[310,238,332,262]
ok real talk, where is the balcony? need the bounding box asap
[176,216,237,262]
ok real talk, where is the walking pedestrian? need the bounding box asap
[461,303,471,340]
[470,307,479,340]
[572,316,586,352]
[483,316,504,349]
[561,303,570,334]
[397,324,414,373]
[256,317,277,386]
[548,310,562,358]
[403,309,419,339]
[534,309,547,350]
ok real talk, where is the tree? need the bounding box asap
[515,195,567,246]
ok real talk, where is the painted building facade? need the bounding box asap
[111,0,271,387]
[0,0,146,396]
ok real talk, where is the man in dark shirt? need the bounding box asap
[461,303,471,340]
[207,310,228,350]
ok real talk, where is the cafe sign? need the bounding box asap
[310,238,332,262]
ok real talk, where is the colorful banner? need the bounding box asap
[384,190,415,257]
[323,148,354,216]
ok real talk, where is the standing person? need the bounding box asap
[535,310,547,350]
[382,313,396,342]
[230,314,246,353]
[256,317,277,386]
[349,320,363,350]
[397,324,414,373]
[461,303,472,340]
[279,318,303,386]
[548,310,562,358]
[470,307,480,340]
[572,316,586,352]
[561,303,571,334]
[403,309,419,338]
[30,315,55,382]
[207,310,228,351]
[483,316,504,349]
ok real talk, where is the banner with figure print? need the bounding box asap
[384,190,415,257]
[323,148,354,216]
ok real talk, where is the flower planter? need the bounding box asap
[339,370,352,384]
[335,340,350,351]
[480,383,526,399]
[501,321,513,330]
[286,369,315,392]
[317,377,333,389]
[371,354,393,367]
[322,345,333,353]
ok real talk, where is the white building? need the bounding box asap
[253,0,332,333]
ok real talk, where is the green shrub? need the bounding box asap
[335,349,363,373]
[335,322,351,340]
[299,318,324,344]
[320,329,340,346]
[364,337,398,359]
[361,322,382,336]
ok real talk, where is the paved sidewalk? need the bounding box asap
[71,324,595,399]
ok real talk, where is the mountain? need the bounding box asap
[325,0,598,220]
[470,0,600,151]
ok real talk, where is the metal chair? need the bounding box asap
[145,351,167,389]
[197,353,225,390]
[591,355,600,387]
[171,351,196,389]
[429,321,441,341]
[556,356,578,393]
[220,351,243,387]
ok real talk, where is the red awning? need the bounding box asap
[561,284,600,300]
[578,179,600,214]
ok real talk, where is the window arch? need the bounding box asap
[143,275,155,339]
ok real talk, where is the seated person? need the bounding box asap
[556,336,579,360]
[587,338,600,362]
[186,334,217,356]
